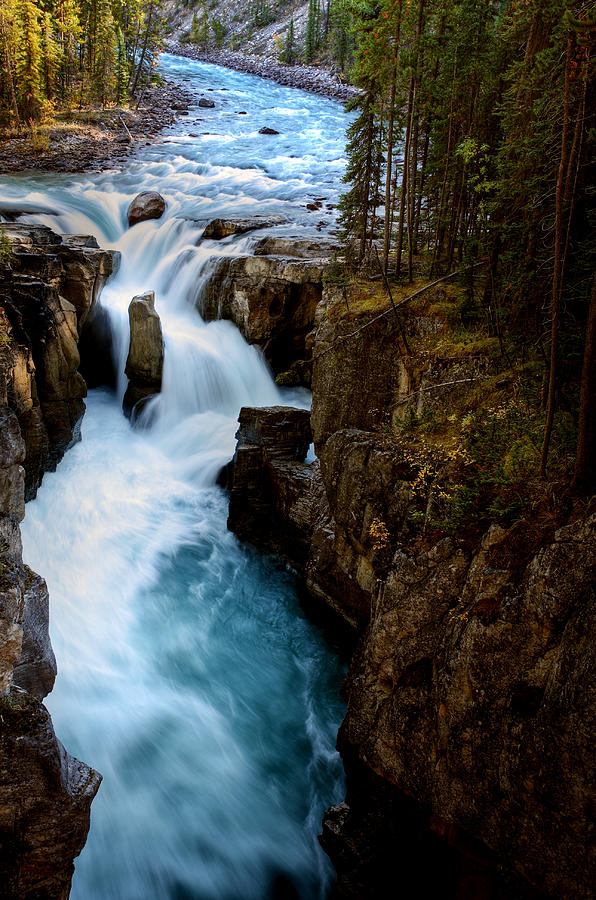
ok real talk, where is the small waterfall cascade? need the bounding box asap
[3,52,351,900]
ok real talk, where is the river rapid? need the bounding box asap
[1,54,352,899]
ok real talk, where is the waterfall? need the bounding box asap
[5,52,351,900]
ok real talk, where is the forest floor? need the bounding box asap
[0,81,192,175]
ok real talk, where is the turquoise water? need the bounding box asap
[10,53,351,900]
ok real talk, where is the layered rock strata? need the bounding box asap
[0,403,101,899]
[200,249,329,381]
[226,283,596,898]
[0,224,106,897]
[0,224,117,498]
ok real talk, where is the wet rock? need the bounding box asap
[0,224,117,499]
[12,568,56,701]
[0,240,104,897]
[123,292,164,418]
[198,97,215,108]
[253,237,337,259]
[127,191,166,227]
[200,253,325,379]
[0,687,101,899]
[200,216,286,241]
[259,126,280,135]
[227,406,314,566]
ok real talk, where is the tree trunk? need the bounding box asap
[395,74,414,276]
[540,36,573,478]
[382,8,402,274]
[573,274,596,494]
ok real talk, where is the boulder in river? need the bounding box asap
[123,291,164,418]
[198,98,215,108]
[127,191,166,227]
[259,126,280,135]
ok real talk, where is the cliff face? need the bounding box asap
[0,224,117,499]
[0,225,108,898]
[200,240,334,383]
[226,278,596,898]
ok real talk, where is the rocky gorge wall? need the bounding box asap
[225,274,596,898]
[1,218,593,899]
[0,225,116,898]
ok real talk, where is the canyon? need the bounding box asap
[0,52,593,900]
[1,211,594,900]
[224,281,596,897]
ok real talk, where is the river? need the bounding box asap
[1,54,351,899]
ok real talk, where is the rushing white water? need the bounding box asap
[3,53,351,900]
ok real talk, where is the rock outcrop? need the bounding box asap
[253,237,337,259]
[127,191,166,227]
[0,406,101,900]
[123,292,164,418]
[227,406,313,564]
[201,252,327,379]
[0,688,101,899]
[200,216,285,241]
[226,280,596,899]
[0,224,105,897]
[0,224,117,499]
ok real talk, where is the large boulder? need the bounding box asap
[123,292,164,418]
[127,191,166,227]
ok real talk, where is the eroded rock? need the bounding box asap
[227,406,314,566]
[200,216,286,241]
[225,278,596,897]
[200,253,325,378]
[0,688,101,899]
[0,223,117,499]
[123,291,164,418]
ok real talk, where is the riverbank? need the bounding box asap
[0,81,192,175]
[166,42,361,103]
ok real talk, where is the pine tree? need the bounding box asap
[15,0,43,118]
[283,17,295,65]
[115,24,128,104]
[304,0,320,63]
[59,0,81,100]
[337,91,384,262]
[93,0,116,104]
[41,9,61,101]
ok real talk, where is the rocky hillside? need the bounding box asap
[222,253,596,898]
[165,0,314,59]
